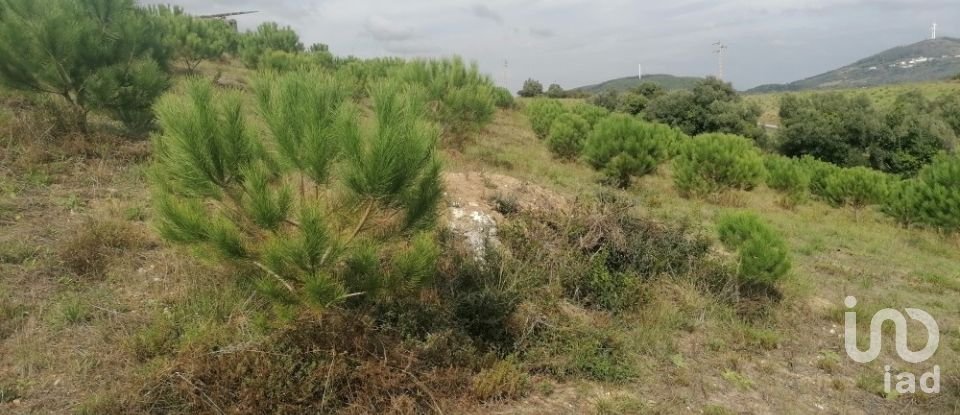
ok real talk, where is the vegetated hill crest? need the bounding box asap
[749,37,960,93]
[573,73,703,94]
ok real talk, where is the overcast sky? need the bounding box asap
[143,0,959,91]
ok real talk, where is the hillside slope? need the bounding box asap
[750,37,960,92]
[574,74,702,94]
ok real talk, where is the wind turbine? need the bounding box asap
[713,42,728,80]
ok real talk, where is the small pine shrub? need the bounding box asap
[394,57,497,141]
[152,5,236,71]
[673,133,766,197]
[582,114,675,188]
[570,103,610,128]
[525,99,566,139]
[821,166,891,210]
[799,155,842,199]
[883,154,960,231]
[238,22,304,68]
[764,155,811,207]
[151,75,443,312]
[0,0,172,133]
[716,212,791,290]
[440,83,496,138]
[546,113,590,160]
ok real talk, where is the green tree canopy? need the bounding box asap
[546,83,565,98]
[644,78,764,142]
[518,78,544,97]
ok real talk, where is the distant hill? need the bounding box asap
[574,74,702,94]
[748,37,960,93]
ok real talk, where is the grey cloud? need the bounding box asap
[383,42,442,55]
[364,15,418,42]
[470,4,503,25]
[529,27,554,38]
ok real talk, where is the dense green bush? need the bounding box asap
[716,212,791,290]
[615,93,648,115]
[239,22,304,68]
[673,133,766,197]
[151,75,443,312]
[570,103,610,127]
[492,86,515,109]
[589,89,619,112]
[821,166,891,210]
[799,155,843,199]
[644,78,764,143]
[546,113,590,160]
[935,92,960,136]
[518,78,543,97]
[153,6,236,71]
[87,59,170,134]
[764,155,811,207]
[0,0,172,133]
[525,99,566,139]
[883,154,960,231]
[779,91,956,176]
[583,115,674,187]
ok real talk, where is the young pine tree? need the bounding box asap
[153,5,236,72]
[673,133,766,197]
[546,113,590,160]
[151,75,443,312]
[525,99,566,139]
[238,22,304,69]
[582,114,675,187]
[570,103,610,128]
[764,155,811,208]
[821,166,891,211]
[0,0,172,133]
[884,154,960,231]
[716,212,791,291]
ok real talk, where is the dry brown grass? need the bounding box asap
[60,219,147,278]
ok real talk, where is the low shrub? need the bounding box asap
[673,133,766,197]
[716,212,791,291]
[525,99,565,139]
[546,113,590,160]
[582,114,675,187]
[499,196,716,312]
[472,359,530,401]
[799,155,842,199]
